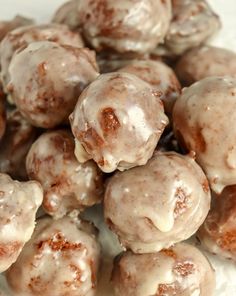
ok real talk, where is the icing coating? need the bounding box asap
[118,59,181,116]
[0,109,37,180]
[7,41,99,128]
[165,0,221,55]
[70,72,168,173]
[104,151,210,253]
[112,243,215,296]
[26,130,104,219]
[0,23,84,93]
[77,0,172,54]
[52,0,81,31]
[198,186,236,261]
[173,76,236,194]
[6,216,101,296]
[0,173,43,272]
[175,45,236,86]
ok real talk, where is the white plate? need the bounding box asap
[0,1,236,295]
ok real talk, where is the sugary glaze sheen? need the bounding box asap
[0,96,6,140]
[104,151,211,253]
[26,130,104,219]
[112,243,215,296]
[173,76,236,194]
[118,59,181,116]
[0,110,37,180]
[164,0,221,55]
[6,216,101,296]
[198,186,236,261]
[7,41,99,128]
[77,0,172,54]
[0,173,43,272]
[52,0,81,31]
[70,72,168,173]
[0,23,84,93]
[0,15,33,42]
[175,45,236,86]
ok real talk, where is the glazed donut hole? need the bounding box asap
[26,129,104,219]
[175,46,236,86]
[70,72,168,173]
[77,0,172,54]
[52,0,81,31]
[173,76,236,194]
[7,41,99,128]
[0,15,34,42]
[118,59,181,117]
[6,216,101,296]
[104,151,211,253]
[164,0,221,56]
[0,173,43,273]
[198,186,236,261]
[0,109,37,180]
[112,243,215,296]
[0,23,84,93]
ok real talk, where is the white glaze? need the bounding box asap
[173,76,236,194]
[0,173,43,272]
[26,130,104,219]
[104,151,211,253]
[70,72,168,173]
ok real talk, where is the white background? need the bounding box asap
[0,0,236,295]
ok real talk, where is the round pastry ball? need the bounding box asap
[0,109,37,180]
[52,0,81,31]
[112,243,215,296]
[6,216,101,296]
[198,186,236,261]
[70,72,168,173]
[0,96,6,140]
[165,0,221,55]
[104,151,210,253]
[7,41,99,128]
[77,0,172,54]
[175,46,236,86]
[173,76,236,194]
[0,15,33,42]
[0,173,43,273]
[26,129,104,219]
[0,23,84,92]
[118,59,181,116]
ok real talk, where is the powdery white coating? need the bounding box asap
[70,72,168,173]
[6,216,101,296]
[26,130,104,219]
[198,186,236,261]
[118,59,181,116]
[0,15,33,42]
[165,0,221,55]
[0,96,6,140]
[175,45,236,86]
[0,173,43,273]
[52,0,81,31]
[112,243,215,296]
[0,109,36,180]
[7,41,99,128]
[173,76,236,194]
[0,23,84,92]
[77,0,172,54]
[104,151,210,253]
